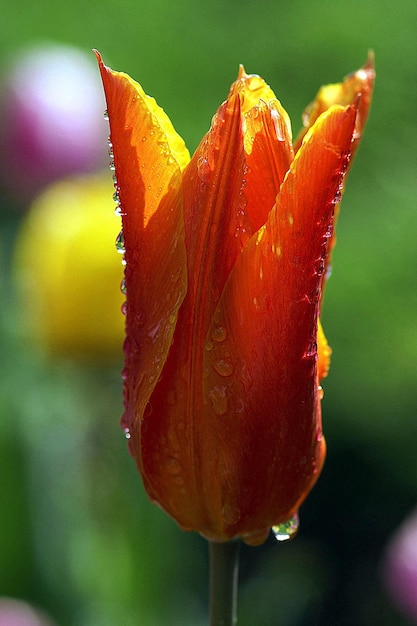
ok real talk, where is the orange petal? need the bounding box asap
[294,54,375,291]
[132,69,292,536]
[96,52,188,436]
[202,103,357,537]
[294,52,375,156]
[132,77,250,533]
[235,68,293,233]
[243,99,293,233]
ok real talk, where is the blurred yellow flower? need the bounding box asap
[14,174,124,360]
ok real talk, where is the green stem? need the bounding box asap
[208,539,241,626]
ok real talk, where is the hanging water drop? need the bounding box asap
[103,109,109,120]
[115,230,125,254]
[123,427,131,440]
[272,513,299,542]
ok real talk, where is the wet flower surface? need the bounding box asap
[97,53,374,544]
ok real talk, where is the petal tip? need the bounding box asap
[365,49,375,70]
[238,64,247,80]
[93,49,103,66]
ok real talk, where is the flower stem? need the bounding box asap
[208,539,240,626]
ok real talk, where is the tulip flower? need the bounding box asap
[97,52,374,547]
[0,598,55,626]
[14,174,125,360]
[382,508,417,623]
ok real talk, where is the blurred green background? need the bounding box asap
[1,0,417,624]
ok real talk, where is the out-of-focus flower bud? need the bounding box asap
[0,43,108,204]
[382,508,417,623]
[0,598,55,626]
[14,173,124,361]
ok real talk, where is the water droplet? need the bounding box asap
[197,156,211,182]
[123,427,131,440]
[205,340,214,351]
[166,456,183,475]
[222,501,241,525]
[211,326,227,343]
[209,385,228,415]
[121,301,128,316]
[120,277,127,294]
[315,260,325,276]
[115,230,125,254]
[109,160,116,171]
[103,109,109,120]
[318,385,324,400]
[272,513,299,542]
[113,189,120,203]
[212,359,234,377]
[333,187,343,205]
[304,341,317,359]
[135,310,146,327]
[114,205,126,218]
[147,321,161,341]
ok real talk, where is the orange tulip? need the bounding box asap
[97,52,374,545]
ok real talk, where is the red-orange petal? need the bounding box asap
[96,53,188,437]
[294,54,375,294]
[202,104,358,538]
[132,76,250,533]
[131,70,292,537]
[243,99,294,233]
[294,52,375,156]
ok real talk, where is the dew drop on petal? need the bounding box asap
[209,385,228,415]
[211,326,227,343]
[197,156,211,182]
[222,501,241,525]
[212,359,234,377]
[123,427,131,440]
[115,230,125,254]
[272,513,299,542]
[166,456,183,475]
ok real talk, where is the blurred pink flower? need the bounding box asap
[382,508,417,623]
[0,42,108,203]
[0,598,55,626]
